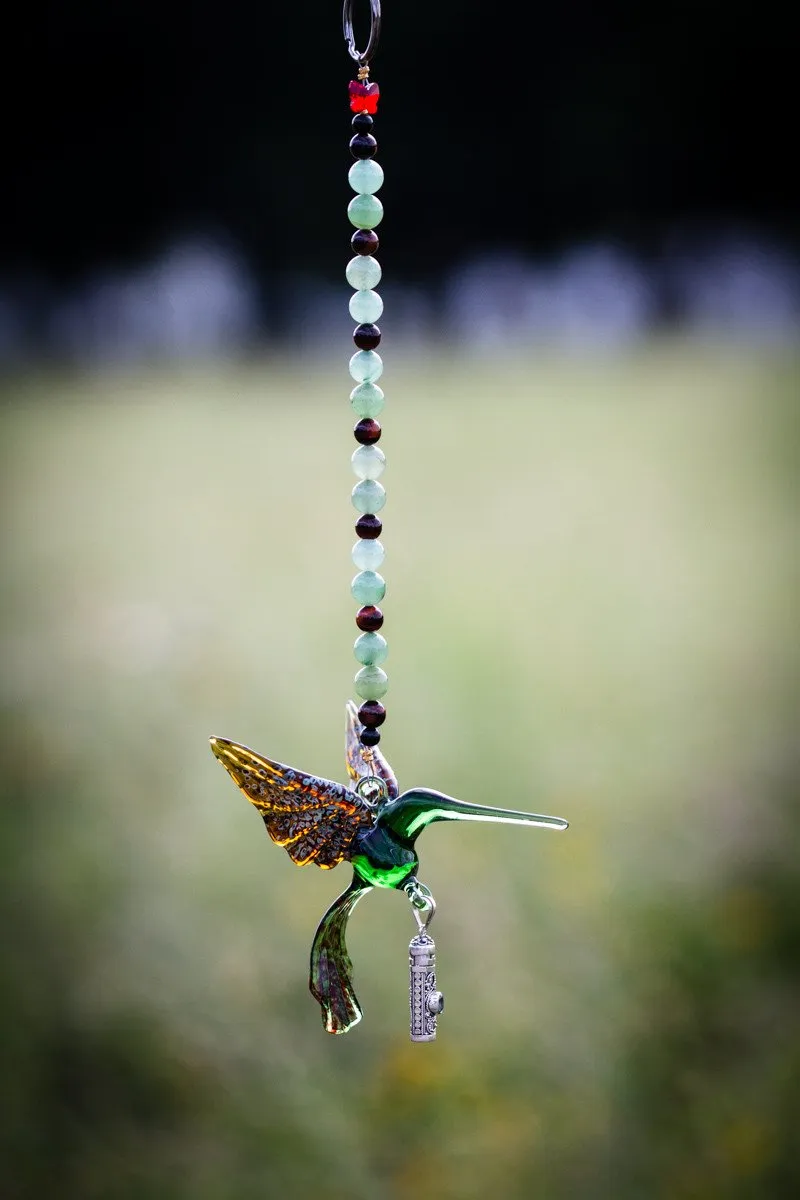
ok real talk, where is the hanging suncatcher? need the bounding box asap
[210,0,569,1040]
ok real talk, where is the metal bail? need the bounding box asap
[409,930,444,1042]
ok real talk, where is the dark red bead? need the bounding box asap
[351,229,379,256]
[356,605,384,631]
[355,514,382,539]
[359,727,381,747]
[354,418,381,444]
[353,323,381,350]
[358,700,386,727]
[350,133,377,159]
[352,112,374,133]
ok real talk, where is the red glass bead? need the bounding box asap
[356,605,384,631]
[355,514,382,539]
[349,80,380,114]
[354,418,381,444]
[359,700,386,727]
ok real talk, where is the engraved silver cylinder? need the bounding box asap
[409,930,443,1042]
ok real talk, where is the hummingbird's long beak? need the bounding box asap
[378,789,569,844]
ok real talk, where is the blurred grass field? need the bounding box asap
[1,341,799,1199]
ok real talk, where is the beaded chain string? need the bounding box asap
[347,70,388,750]
[207,1,569,1041]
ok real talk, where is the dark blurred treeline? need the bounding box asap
[4,0,798,289]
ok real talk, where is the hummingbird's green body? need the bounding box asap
[351,823,418,888]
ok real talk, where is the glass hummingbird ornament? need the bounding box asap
[210,703,568,1035]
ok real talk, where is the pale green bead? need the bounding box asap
[349,350,383,383]
[351,570,386,605]
[354,632,388,666]
[351,444,386,480]
[354,665,388,700]
[348,194,384,230]
[349,290,384,323]
[351,480,386,513]
[350,382,385,418]
[348,159,384,195]
[346,255,382,290]
[352,538,385,570]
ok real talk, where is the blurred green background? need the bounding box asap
[1,342,799,1198]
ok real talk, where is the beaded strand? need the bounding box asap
[347,80,387,747]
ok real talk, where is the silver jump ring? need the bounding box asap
[412,895,436,933]
[343,0,381,65]
[404,878,437,931]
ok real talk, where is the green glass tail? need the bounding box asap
[309,874,372,1034]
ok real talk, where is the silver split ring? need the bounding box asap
[343,0,382,65]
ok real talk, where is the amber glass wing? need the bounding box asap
[210,737,375,869]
